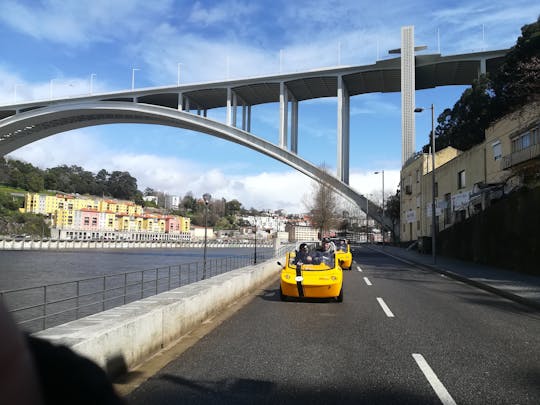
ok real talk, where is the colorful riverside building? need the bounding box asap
[22,193,190,241]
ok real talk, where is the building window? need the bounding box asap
[444,193,452,225]
[92,218,97,226]
[84,217,90,225]
[512,126,539,153]
[492,141,502,160]
[416,169,420,183]
[458,171,466,189]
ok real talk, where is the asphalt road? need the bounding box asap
[125,246,540,404]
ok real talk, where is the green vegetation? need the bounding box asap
[0,158,263,234]
[427,17,540,152]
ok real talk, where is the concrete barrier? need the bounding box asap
[33,258,282,377]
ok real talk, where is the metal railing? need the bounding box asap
[501,143,540,169]
[1,245,292,333]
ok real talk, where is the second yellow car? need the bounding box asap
[331,238,352,270]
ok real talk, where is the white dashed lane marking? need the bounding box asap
[412,354,457,405]
[356,265,363,272]
[363,277,372,286]
[376,297,394,317]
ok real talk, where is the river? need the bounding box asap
[0,247,274,292]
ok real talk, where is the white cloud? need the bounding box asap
[188,1,258,25]
[0,0,174,46]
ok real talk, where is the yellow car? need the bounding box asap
[279,245,343,302]
[331,238,352,270]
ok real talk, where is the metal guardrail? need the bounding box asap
[1,244,293,333]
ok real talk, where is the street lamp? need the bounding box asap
[49,79,57,99]
[131,68,140,90]
[177,63,182,86]
[253,219,258,264]
[374,170,385,245]
[202,193,211,279]
[365,193,372,243]
[414,103,436,264]
[90,73,96,94]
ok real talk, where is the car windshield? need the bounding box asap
[289,245,335,269]
[332,239,348,252]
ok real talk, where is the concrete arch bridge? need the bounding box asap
[0,47,507,235]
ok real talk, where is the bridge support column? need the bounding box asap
[232,92,238,127]
[242,104,247,130]
[177,93,183,111]
[226,88,232,126]
[246,105,251,132]
[290,97,298,154]
[479,58,486,77]
[279,82,288,149]
[337,75,350,184]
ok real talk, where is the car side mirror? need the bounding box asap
[277,261,282,266]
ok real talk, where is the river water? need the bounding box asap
[0,247,274,292]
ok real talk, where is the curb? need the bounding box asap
[362,246,540,312]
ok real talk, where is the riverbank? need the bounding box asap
[0,238,274,250]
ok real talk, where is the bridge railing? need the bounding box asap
[1,245,293,333]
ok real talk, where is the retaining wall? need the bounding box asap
[33,259,282,376]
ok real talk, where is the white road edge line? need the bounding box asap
[412,353,457,405]
[356,265,363,272]
[363,277,372,286]
[376,297,394,317]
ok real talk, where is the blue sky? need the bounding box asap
[0,1,538,213]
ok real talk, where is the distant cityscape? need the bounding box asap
[21,191,371,243]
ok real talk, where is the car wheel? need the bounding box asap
[336,287,343,302]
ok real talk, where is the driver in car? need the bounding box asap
[294,243,313,264]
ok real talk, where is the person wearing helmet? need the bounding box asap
[294,243,313,264]
[312,238,335,265]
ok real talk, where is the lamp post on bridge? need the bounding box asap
[131,68,139,90]
[415,103,436,264]
[202,193,211,280]
[177,63,182,86]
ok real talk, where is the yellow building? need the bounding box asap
[23,191,189,241]
[400,147,459,242]
[400,102,540,243]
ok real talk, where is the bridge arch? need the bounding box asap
[0,101,391,229]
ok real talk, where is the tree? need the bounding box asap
[492,16,540,115]
[93,169,109,196]
[225,199,242,216]
[385,190,401,243]
[425,75,494,152]
[305,167,339,237]
[106,171,138,200]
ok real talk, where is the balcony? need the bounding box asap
[501,143,540,170]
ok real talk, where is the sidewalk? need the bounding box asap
[364,244,540,311]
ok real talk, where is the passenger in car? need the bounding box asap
[294,243,313,264]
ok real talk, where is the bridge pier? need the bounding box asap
[279,82,288,148]
[337,75,350,184]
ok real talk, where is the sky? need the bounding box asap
[0,1,538,214]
